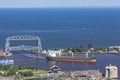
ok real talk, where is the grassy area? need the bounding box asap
[33,70,49,75]
[18,69,48,74]
[16,69,49,80]
[18,69,49,77]
[0,65,50,80]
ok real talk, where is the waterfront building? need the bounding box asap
[67,70,102,78]
[109,46,120,49]
[105,64,118,79]
[50,65,60,73]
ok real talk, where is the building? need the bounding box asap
[50,65,60,73]
[109,46,120,49]
[105,64,118,79]
[67,70,102,78]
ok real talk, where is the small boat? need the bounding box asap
[46,50,96,63]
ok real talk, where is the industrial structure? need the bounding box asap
[105,64,118,79]
[5,35,42,53]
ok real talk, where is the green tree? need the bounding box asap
[94,47,99,52]
[79,45,86,52]
[88,43,92,49]
[71,48,75,53]
[63,48,71,52]
[19,71,33,77]
[74,45,86,52]
[101,46,108,52]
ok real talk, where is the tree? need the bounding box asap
[19,71,33,77]
[101,46,108,52]
[94,47,99,52]
[71,48,75,53]
[79,45,86,52]
[63,48,71,52]
[88,43,92,49]
[74,45,86,52]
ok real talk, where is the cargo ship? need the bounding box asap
[46,50,96,63]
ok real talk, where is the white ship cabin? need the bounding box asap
[48,50,74,57]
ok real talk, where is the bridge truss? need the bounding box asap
[5,35,42,53]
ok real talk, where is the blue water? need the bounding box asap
[0,8,120,49]
[1,8,120,78]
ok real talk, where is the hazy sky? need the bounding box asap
[0,0,120,8]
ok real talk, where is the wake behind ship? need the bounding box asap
[46,50,96,63]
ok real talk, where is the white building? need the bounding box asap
[105,64,118,79]
[109,46,120,49]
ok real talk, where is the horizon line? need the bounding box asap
[0,6,120,9]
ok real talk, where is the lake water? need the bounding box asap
[0,8,120,49]
[2,52,120,78]
[0,8,120,78]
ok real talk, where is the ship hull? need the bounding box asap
[46,56,96,63]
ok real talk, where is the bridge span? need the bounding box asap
[5,35,42,53]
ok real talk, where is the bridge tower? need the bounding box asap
[38,38,42,53]
[5,38,10,53]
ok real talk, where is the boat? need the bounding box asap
[46,50,96,63]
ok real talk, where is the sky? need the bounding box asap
[0,0,120,8]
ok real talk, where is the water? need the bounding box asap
[2,52,120,77]
[0,8,120,49]
[0,8,120,78]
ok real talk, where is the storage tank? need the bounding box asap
[105,64,118,79]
